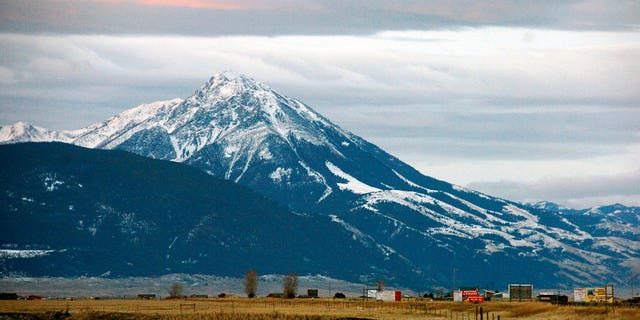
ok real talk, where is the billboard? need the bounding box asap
[462,289,479,297]
[467,295,485,303]
[581,287,614,303]
[573,288,586,302]
[376,290,401,302]
[509,284,533,301]
[454,289,483,303]
[606,285,614,298]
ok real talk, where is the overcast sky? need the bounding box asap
[1,0,639,208]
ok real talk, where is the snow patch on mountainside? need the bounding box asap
[0,249,55,259]
[270,167,292,184]
[42,173,64,192]
[74,99,183,149]
[392,169,436,193]
[326,161,380,194]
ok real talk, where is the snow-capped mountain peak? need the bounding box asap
[2,71,639,288]
[0,122,37,140]
[0,121,73,144]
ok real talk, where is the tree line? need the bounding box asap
[167,270,299,298]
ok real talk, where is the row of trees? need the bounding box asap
[167,270,298,298]
[170,270,385,299]
[244,269,299,299]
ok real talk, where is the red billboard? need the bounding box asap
[467,295,485,303]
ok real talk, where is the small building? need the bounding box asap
[138,294,156,300]
[538,291,556,302]
[0,293,18,300]
[490,293,505,302]
[538,293,568,304]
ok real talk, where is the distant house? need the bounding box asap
[538,293,568,304]
[138,294,156,300]
[490,293,505,302]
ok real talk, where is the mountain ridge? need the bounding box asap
[2,71,638,288]
[0,142,415,284]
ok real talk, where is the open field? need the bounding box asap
[1,298,639,320]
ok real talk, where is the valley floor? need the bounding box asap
[1,299,639,320]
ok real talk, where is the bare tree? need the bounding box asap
[282,273,298,299]
[244,269,258,298]
[169,282,184,298]
[375,279,385,291]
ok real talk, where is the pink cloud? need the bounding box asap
[89,0,256,10]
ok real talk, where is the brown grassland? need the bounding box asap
[1,298,639,320]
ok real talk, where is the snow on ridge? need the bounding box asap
[325,161,381,194]
[0,122,75,144]
[469,226,536,250]
[329,215,412,263]
[503,204,540,225]
[354,189,605,258]
[391,169,436,193]
[330,215,369,245]
[73,98,183,148]
[357,190,473,238]
[452,184,492,200]
[269,167,292,184]
[0,249,55,259]
[592,237,640,256]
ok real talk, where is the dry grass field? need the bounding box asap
[1,298,639,320]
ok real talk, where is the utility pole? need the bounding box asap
[632,273,636,297]
[452,267,457,295]
[451,248,457,299]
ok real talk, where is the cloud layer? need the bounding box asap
[0,1,639,208]
[2,1,639,36]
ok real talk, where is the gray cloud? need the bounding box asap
[2,31,638,130]
[1,1,639,36]
[467,170,640,208]
[320,103,640,161]
[0,6,638,208]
